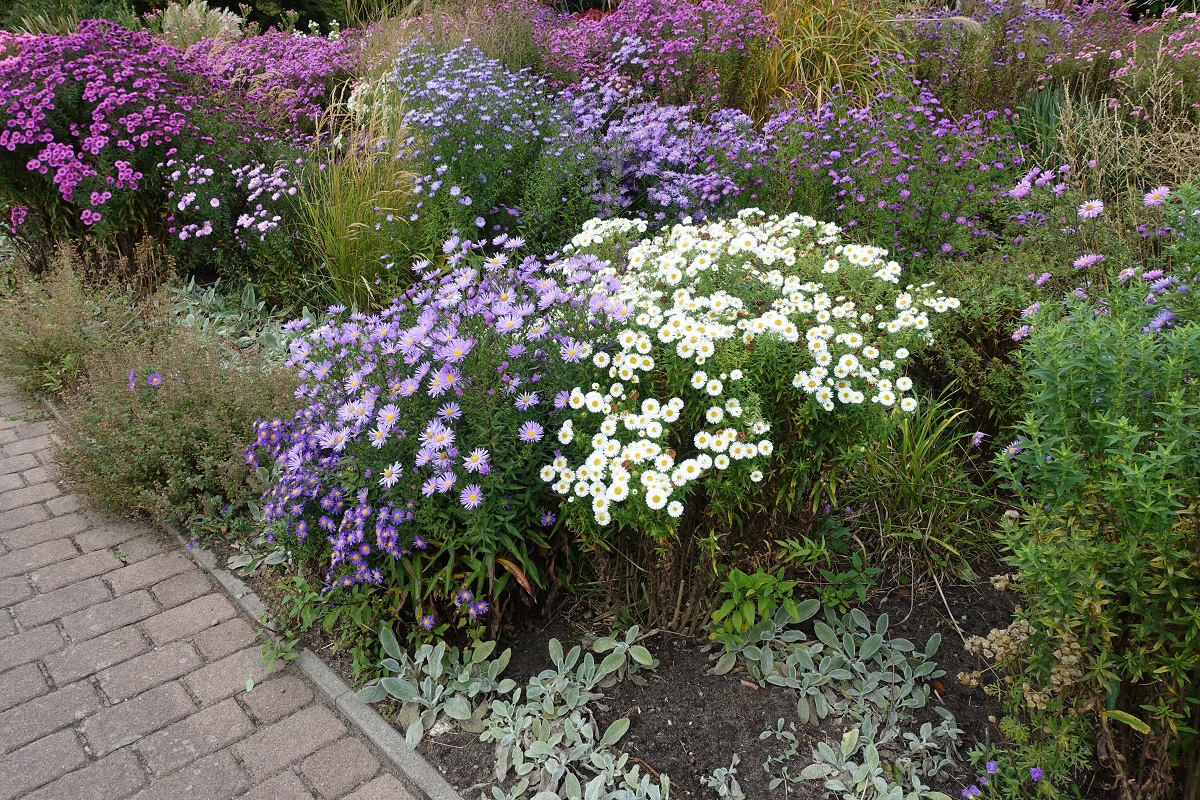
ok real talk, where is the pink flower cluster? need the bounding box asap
[540,0,773,104]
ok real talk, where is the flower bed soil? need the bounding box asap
[237,556,1022,800]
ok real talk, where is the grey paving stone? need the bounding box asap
[129,750,250,800]
[137,698,255,776]
[0,539,77,580]
[195,617,258,661]
[0,479,59,510]
[0,680,100,754]
[185,646,278,706]
[0,729,88,800]
[23,747,148,800]
[2,433,56,458]
[0,623,64,671]
[0,453,39,478]
[239,673,314,726]
[44,626,151,685]
[0,502,49,534]
[142,593,237,646]
[149,569,213,610]
[1,512,89,550]
[62,590,159,642]
[82,680,196,756]
[97,641,203,702]
[236,770,315,800]
[31,548,123,592]
[301,737,381,800]
[45,494,82,516]
[233,705,347,781]
[0,575,31,607]
[341,774,419,800]
[12,577,111,628]
[0,662,49,713]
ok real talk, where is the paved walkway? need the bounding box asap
[0,382,416,800]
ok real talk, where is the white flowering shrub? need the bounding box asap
[544,209,960,541]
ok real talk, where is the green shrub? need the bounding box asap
[57,324,296,525]
[997,283,1200,798]
[0,241,167,397]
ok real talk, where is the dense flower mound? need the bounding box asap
[192,29,361,125]
[548,210,960,533]
[389,44,594,240]
[540,0,773,105]
[767,81,1024,259]
[570,84,769,221]
[246,235,623,621]
[0,20,205,221]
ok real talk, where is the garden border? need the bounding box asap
[40,396,467,800]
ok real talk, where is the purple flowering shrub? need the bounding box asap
[569,83,771,222]
[539,0,773,107]
[764,80,1026,263]
[0,21,209,244]
[246,236,620,633]
[190,28,361,127]
[389,44,596,251]
[911,0,1076,116]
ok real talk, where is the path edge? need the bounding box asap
[40,396,467,800]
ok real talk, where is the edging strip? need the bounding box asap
[41,397,467,800]
[165,526,469,800]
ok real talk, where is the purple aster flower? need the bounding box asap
[539,511,556,526]
[971,432,986,447]
[128,370,136,392]
[454,588,473,607]
[1035,272,1052,287]
[1030,767,1043,782]
[147,373,163,387]
[1004,440,1023,459]
[419,615,435,630]
[514,392,539,411]
[438,402,462,421]
[1144,309,1177,333]
[460,484,483,509]
[1144,186,1170,207]
[1078,199,1105,219]
[463,447,490,473]
[412,535,427,550]
[468,600,489,618]
[1012,325,1032,342]
[1073,254,1104,270]
[518,421,544,442]
[986,762,998,774]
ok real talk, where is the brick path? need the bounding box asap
[0,382,417,800]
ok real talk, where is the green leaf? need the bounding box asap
[548,638,564,665]
[598,717,631,748]
[405,718,424,748]
[472,640,497,663]
[443,696,472,721]
[859,634,884,661]
[1105,709,1151,735]
[924,632,942,658]
[628,645,654,666]
[598,651,626,677]
[711,652,737,676]
[379,625,403,661]
[840,727,860,758]
[245,678,254,693]
[814,621,839,649]
[381,677,418,702]
[356,683,387,704]
[593,636,618,653]
[263,550,287,565]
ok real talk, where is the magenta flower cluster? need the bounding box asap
[539,0,773,105]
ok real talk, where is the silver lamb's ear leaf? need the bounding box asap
[355,682,387,704]
[593,636,618,653]
[405,717,425,748]
[711,652,737,675]
[599,651,626,677]
[800,763,831,780]
[549,638,564,665]
[380,624,402,660]
[563,772,582,799]
[598,717,631,748]
[794,598,821,623]
[443,696,472,721]
[628,645,655,666]
[841,727,860,758]
[380,677,418,702]
[925,632,942,658]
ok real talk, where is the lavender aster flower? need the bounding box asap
[1078,199,1104,219]
[518,421,544,442]
[460,484,483,509]
[420,615,435,630]
[147,373,163,387]
[1029,767,1043,782]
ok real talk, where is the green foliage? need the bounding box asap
[1,0,139,33]
[997,283,1200,795]
[57,322,297,525]
[298,80,421,308]
[838,398,994,576]
[718,605,958,798]
[711,567,801,646]
[0,243,160,398]
[358,626,666,799]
